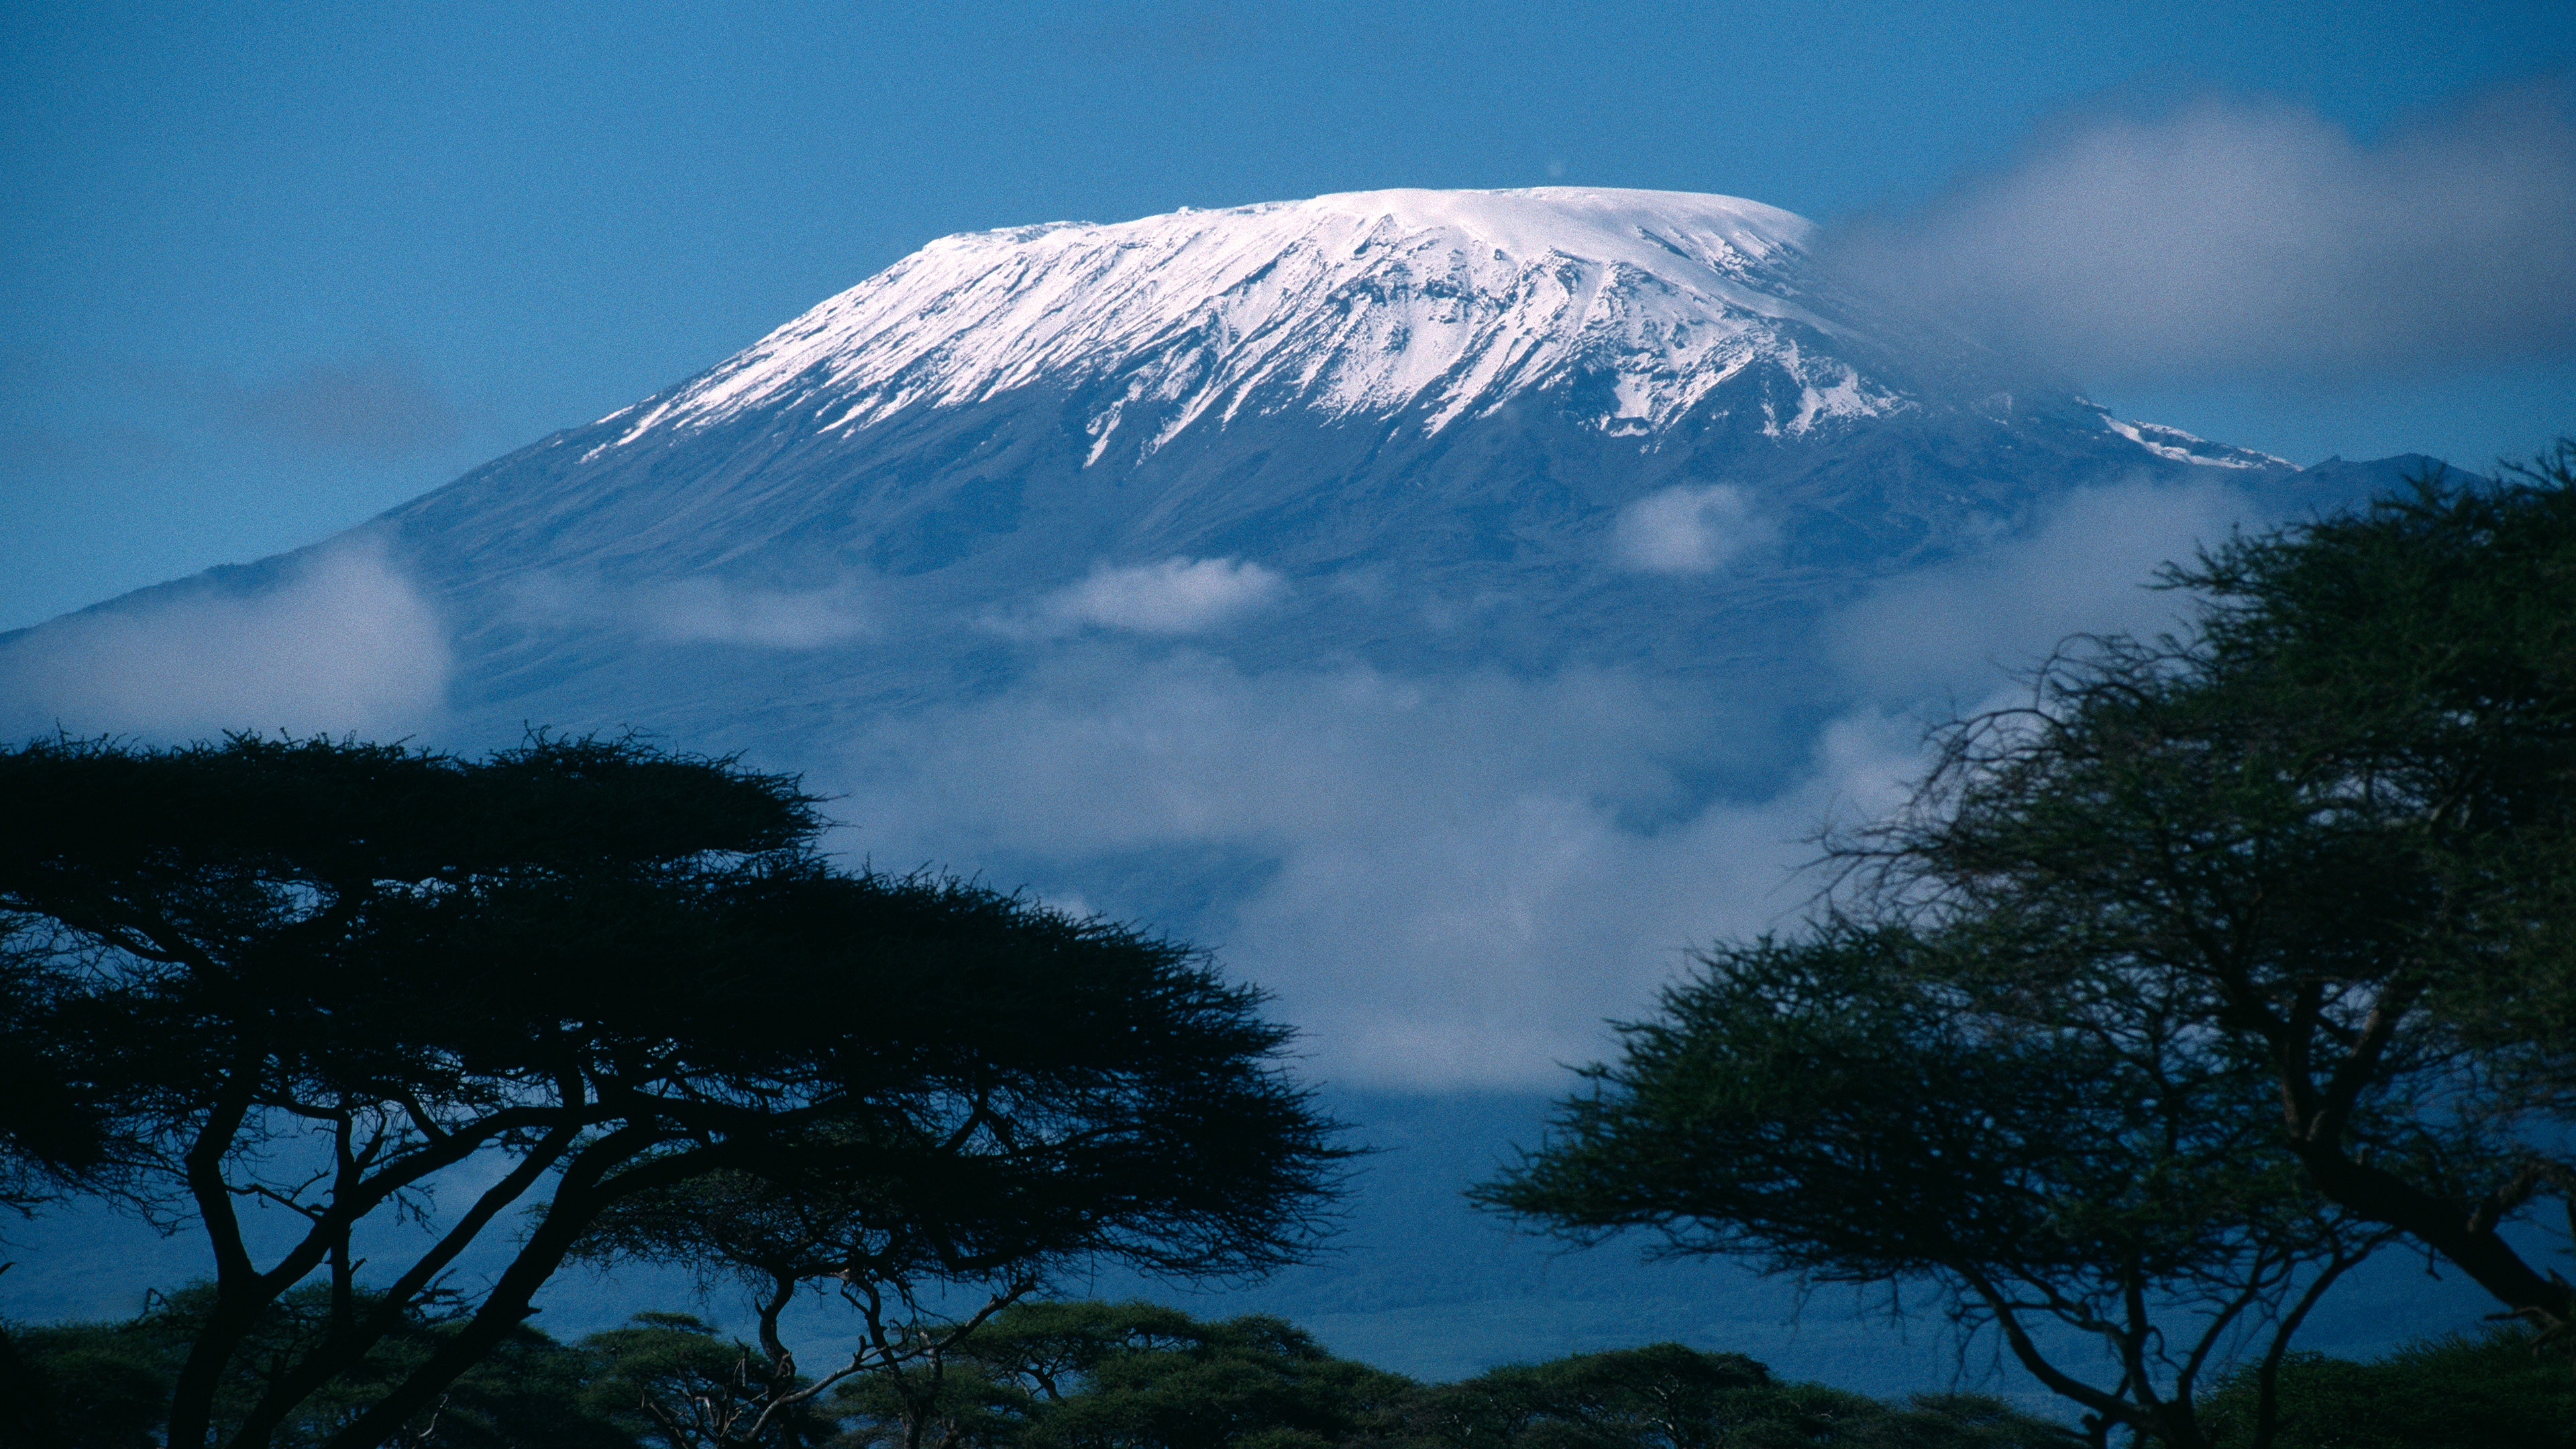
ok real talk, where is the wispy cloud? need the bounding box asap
[1827,474,2256,698]
[1018,557,1289,636]
[1835,78,2576,380]
[830,653,1919,1088]
[647,577,873,649]
[0,541,453,740]
[1609,484,1772,573]
[502,570,880,652]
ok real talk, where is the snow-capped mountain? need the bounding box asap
[278,188,2288,738]
[5,182,2339,766]
[0,184,2442,1387]
[9,184,2341,775]
[591,189,1904,462]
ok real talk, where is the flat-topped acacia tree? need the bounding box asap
[0,734,1343,1449]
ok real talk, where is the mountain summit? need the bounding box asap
[591,188,1898,464]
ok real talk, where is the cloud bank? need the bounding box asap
[497,569,882,653]
[1036,557,1287,635]
[1838,79,2576,380]
[1830,476,2256,697]
[816,474,2281,1090]
[839,655,1922,1087]
[0,542,453,739]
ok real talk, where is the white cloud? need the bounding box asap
[1038,557,1287,635]
[1827,475,2255,698]
[811,470,2302,1090]
[0,541,452,739]
[1610,484,1768,574]
[648,577,872,649]
[1836,80,2576,380]
[832,654,1923,1089]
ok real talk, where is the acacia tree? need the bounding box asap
[1846,444,2576,1338]
[0,734,1342,1449]
[1406,1341,2068,1449]
[580,1172,1390,1449]
[1479,925,2385,1448]
[0,938,113,1218]
[1485,443,2576,1446]
[575,1311,844,1449]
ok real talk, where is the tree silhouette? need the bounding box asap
[0,734,1342,1449]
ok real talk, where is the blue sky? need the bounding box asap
[3,0,2571,630]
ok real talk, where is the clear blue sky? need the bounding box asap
[4,0,2571,629]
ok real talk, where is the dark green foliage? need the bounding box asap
[1478,925,2355,1285]
[818,1301,2077,1449]
[0,734,1342,1449]
[1474,925,2377,1448]
[9,1283,640,1448]
[1407,1342,2076,1449]
[0,935,119,1216]
[832,1299,1417,1449]
[1018,1313,1407,1449]
[1866,1395,2084,1449]
[575,1313,839,1448]
[1864,444,2576,1339]
[13,1293,2088,1449]
[1,1318,74,1449]
[1411,1343,1787,1449]
[2199,1330,2576,1448]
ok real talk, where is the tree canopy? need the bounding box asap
[0,733,1344,1449]
[1474,924,2381,1448]
[1847,445,2576,1332]
[10,1291,2087,1449]
[1482,443,2576,1448]
[826,1298,2076,1449]
[2198,1328,2575,1449]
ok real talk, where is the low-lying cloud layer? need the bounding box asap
[1830,476,2255,696]
[808,476,2261,1089]
[1033,556,1288,635]
[837,655,1925,1087]
[497,569,883,652]
[0,541,453,739]
[1839,79,2576,380]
